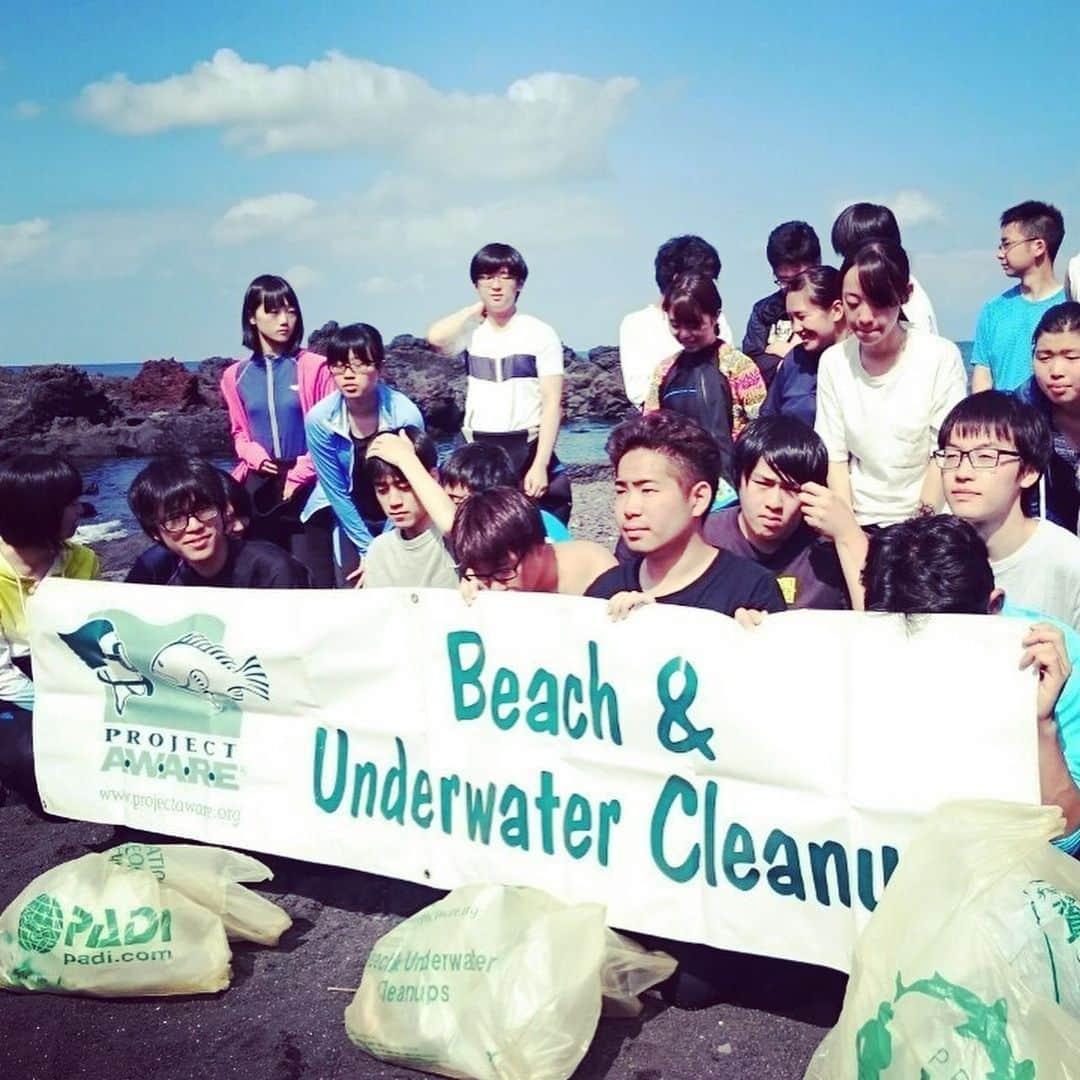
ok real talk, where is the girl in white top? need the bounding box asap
[815,241,967,526]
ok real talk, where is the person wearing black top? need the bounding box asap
[585,411,785,618]
[128,457,309,589]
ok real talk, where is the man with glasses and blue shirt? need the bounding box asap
[971,201,1066,393]
[936,392,1080,630]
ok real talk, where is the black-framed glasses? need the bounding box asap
[997,236,1037,254]
[461,557,522,586]
[159,505,221,537]
[327,358,379,374]
[931,448,1023,470]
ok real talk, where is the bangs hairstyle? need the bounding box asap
[938,391,1051,473]
[863,516,994,616]
[450,487,545,578]
[326,322,385,369]
[830,203,902,259]
[662,272,722,329]
[654,235,721,293]
[1033,300,1080,345]
[128,457,229,539]
[840,241,911,310]
[786,265,842,309]
[606,410,724,505]
[469,243,528,287]
[366,427,438,487]
[1001,200,1065,262]
[734,417,828,488]
[439,442,517,492]
[241,274,304,355]
[0,454,82,548]
[766,221,821,270]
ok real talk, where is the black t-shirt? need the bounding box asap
[659,347,735,485]
[585,548,786,616]
[169,539,309,589]
[125,544,180,585]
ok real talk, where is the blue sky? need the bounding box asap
[2,0,1077,365]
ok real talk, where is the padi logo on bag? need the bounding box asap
[17,893,174,966]
[855,971,1034,1079]
[58,610,270,793]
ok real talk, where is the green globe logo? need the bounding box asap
[17,893,64,954]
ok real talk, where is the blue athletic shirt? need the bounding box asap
[235,354,308,461]
[971,286,1065,392]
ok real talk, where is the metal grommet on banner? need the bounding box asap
[410,593,420,605]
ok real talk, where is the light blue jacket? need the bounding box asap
[303,385,424,557]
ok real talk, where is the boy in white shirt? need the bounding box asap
[426,243,571,523]
[936,392,1080,629]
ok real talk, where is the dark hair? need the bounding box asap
[662,272,722,329]
[469,243,528,287]
[1033,300,1080,345]
[830,203,902,259]
[606,411,725,505]
[366,426,438,487]
[1001,201,1065,262]
[734,417,828,488]
[863,516,994,615]
[439,442,517,492]
[840,241,911,310]
[218,469,252,527]
[450,487,545,577]
[785,265,842,309]
[938,391,1051,474]
[326,322,384,370]
[654,235,721,293]
[0,454,82,548]
[128,457,229,540]
[241,274,304,355]
[766,221,821,271]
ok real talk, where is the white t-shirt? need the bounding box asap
[619,303,735,409]
[814,329,967,525]
[991,518,1080,630]
[1067,253,1080,302]
[459,313,563,438]
[903,275,938,335]
[363,526,458,590]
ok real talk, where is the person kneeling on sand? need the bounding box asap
[452,487,614,597]
[586,411,787,619]
[128,457,309,589]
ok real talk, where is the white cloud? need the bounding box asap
[216,192,318,244]
[887,189,943,228]
[283,264,322,291]
[0,218,50,269]
[76,49,637,181]
[15,100,43,119]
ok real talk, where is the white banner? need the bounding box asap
[28,579,1041,973]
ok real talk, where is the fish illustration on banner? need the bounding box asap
[150,632,269,710]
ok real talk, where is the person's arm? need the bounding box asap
[971,366,993,393]
[826,461,854,507]
[304,412,374,554]
[728,350,768,434]
[916,463,945,515]
[220,364,274,474]
[0,632,33,710]
[919,343,968,513]
[366,431,457,535]
[798,481,869,610]
[1023,624,1080,839]
[524,375,563,498]
[285,351,337,494]
[426,302,484,354]
[813,355,853,507]
[970,304,994,393]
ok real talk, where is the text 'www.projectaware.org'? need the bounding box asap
[98,789,241,825]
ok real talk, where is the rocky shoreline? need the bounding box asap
[0,332,634,460]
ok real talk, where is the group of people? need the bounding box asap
[1,200,1080,868]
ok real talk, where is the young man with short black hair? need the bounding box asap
[741,221,821,384]
[703,417,865,610]
[936,391,1080,629]
[618,235,735,408]
[971,201,1066,392]
[426,243,571,523]
[862,514,1080,852]
[128,457,309,589]
[586,412,786,616]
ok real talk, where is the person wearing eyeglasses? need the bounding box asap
[127,457,309,589]
[971,202,1066,393]
[935,392,1080,630]
[304,323,424,586]
[741,221,822,386]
